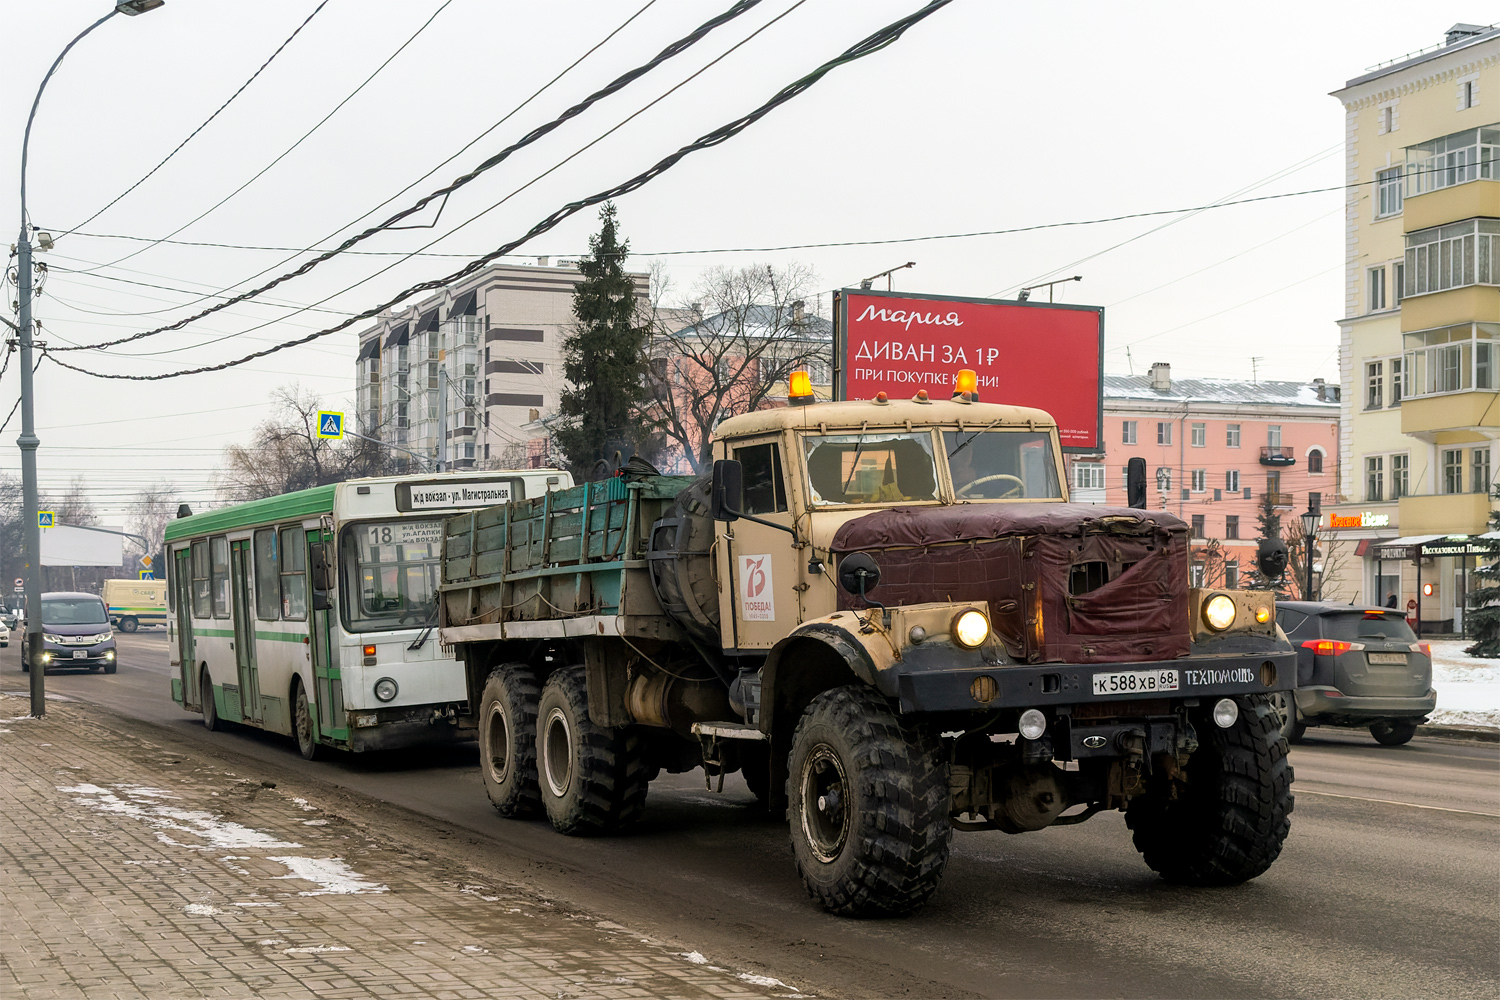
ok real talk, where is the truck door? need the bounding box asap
[719,437,803,650]
[229,539,261,723]
[172,548,197,709]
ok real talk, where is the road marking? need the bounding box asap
[1297,787,1499,817]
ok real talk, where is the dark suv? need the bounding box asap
[1276,601,1436,746]
[20,592,117,674]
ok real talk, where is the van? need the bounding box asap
[21,592,117,673]
[103,578,168,632]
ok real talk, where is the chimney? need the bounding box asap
[1149,362,1171,391]
[536,256,549,267]
[792,299,805,324]
[1446,23,1487,45]
[528,408,540,422]
[1313,377,1326,401]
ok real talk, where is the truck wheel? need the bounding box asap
[537,664,647,835]
[479,663,542,818]
[119,617,139,634]
[1370,720,1418,746]
[1126,694,1293,886]
[787,686,951,917]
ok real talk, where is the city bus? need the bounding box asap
[164,470,571,758]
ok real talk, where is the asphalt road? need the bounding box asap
[10,631,1499,999]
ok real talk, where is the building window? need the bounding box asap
[1394,262,1405,305]
[1376,167,1403,218]
[1309,491,1322,511]
[1191,422,1206,447]
[1473,447,1492,494]
[1366,456,1384,501]
[1368,266,1387,311]
[1226,424,1241,448]
[1191,468,1206,492]
[1402,219,1500,298]
[1122,421,1137,444]
[1225,515,1240,540]
[1379,106,1394,134]
[1266,471,1282,496]
[1157,422,1173,446]
[1366,361,1384,410]
[1459,79,1477,110]
[1305,449,1322,474]
[1403,323,1498,397]
[1157,468,1172,493]
[1392,453,1409,498]
[1443,449,1464,494]
[1074,462,1105,491]
[1405,126,1499,198]
[1226,470,1240,493]
[1190,514,1205,538]
[1390,357,1403,406]
[1224,560,1239,588]
[1190,562,1206,587]
[1267,425,1282,449]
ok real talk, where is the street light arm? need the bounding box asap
[54,522,150,551]
[20,10,117,219]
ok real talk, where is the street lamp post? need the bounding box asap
[17,1,165,717]
[1300,507,1320,603]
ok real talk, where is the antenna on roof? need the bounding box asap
[1250,356,1264,384]
[1125,346,1134,376]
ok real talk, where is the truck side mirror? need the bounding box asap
[1126,457,1147,509]
[711,459,743,521]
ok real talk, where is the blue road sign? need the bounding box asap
[38,511,54,528]
[316,411,344,439]
[138,570,154,580]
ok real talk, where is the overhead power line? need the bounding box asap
[53,0,763,352]
[44,0,955,382]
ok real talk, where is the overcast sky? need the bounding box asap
[1,0,1487,521]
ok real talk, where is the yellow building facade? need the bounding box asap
[1329,23,1499,631]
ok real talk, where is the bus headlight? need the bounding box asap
[952,609,990,648]
[1203,594,1237,631]
[373,677,398,702]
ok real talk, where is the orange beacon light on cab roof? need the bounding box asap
[954,368,978,400]
[789,370,814,405]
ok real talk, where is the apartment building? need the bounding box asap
[1327,22,1499,628]
[1067,363,1340,592]
[353,260,647,472]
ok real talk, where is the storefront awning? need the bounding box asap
[1371,533,1498,558]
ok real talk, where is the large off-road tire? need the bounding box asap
[1370,720,1418,746]
[1126,694,1293,886]
[479,663,542,818]
[536,664,647,835]
[293,677,323,760]
[201,670,221,732]
[787,686,951,917]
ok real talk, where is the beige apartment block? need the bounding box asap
[1328,22,1500,632]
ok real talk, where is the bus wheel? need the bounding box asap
[479,663,542,818]
[201,671,221,732]
[119,617,139,633]
[536,664,647,835]
[293,677,324,760]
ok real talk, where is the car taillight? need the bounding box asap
[1409,642,1431,657]
[1301,639,1363,655]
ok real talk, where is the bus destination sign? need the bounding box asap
[396,479,517,512]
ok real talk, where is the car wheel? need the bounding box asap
[1370,720,1418,746]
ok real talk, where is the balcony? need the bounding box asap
[1264,492,1294,509]
[1403,178,1500,233]
[1259,446,1296,467]
[1400,285,1500,332]
[1398,492,1495,535]
[1401,389,1500,440]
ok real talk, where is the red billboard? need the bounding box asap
[835,290,1103,453]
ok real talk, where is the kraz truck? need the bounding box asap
[437,378,1295,916]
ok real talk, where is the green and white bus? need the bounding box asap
[165,470,571,757]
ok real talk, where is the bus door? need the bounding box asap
[172,548,197,709]
[307,528,347,743]
[229,539,261,723]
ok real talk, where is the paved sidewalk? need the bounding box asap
[0,692,802,1000]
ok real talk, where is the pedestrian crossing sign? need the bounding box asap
[316,411,344,439]
[38,511,53,528]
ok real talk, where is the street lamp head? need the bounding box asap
[35,232,53,251]
[115,0,165,15]
[1300,508,1319,538]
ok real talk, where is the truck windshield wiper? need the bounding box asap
[842,421,870,493]
[948,416,1005,458]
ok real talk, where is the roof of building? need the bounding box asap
[1102,373,1339,408]
[669,303,832,341]
[1337,22,1498,91]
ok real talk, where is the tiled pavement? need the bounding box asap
[0,692,802,999]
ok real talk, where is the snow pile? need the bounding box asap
[1428,640,1500,729]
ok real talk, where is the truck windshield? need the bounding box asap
[803,431,938,505]
[341,520,443,632]
[942,430,1063,500]
[42,598,108,626]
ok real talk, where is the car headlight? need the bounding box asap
[952,609,990,648]
[44,633,65,644]
[373,677,398,702]
[1203,594,1237,631]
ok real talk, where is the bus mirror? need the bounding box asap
[311,590,332,611]
[711,460,743,521]
[310,543,332,592]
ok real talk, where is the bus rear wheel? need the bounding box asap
[293,677,324,760]
[201,671,221,732]
[536,664,646,835]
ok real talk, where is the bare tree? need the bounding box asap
[127,481,179,570]
[219,385,394,502]
[644,263,829,474]
[1285,516,1350,603]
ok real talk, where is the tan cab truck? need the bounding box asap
[438,393,1296,916]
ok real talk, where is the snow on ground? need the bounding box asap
[1427,640,1500,729]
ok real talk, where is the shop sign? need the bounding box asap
[1328,511,1390,529]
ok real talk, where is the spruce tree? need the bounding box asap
[555,203,653,479]
[1465,490,1500,657]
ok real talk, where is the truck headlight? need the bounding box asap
[952,609,990,648]
[1203,594,1237,631]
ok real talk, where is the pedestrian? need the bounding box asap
[1385,592,1398,609]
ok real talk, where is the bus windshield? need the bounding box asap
[943,430,1063,500]
[341,519,443,632]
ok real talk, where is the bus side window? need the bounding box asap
[210,537,230,619]
[253,529,279,622]
[735,442,787,515]
[280,527,307,621]
[191,540,210,618]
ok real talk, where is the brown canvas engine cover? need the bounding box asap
[832,504,1190,664]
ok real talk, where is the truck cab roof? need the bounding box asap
[715,397,1059,437]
